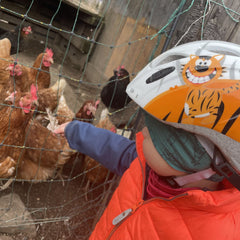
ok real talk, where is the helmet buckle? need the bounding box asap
[212,147,240,190]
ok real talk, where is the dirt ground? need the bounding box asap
[0,39,123,240]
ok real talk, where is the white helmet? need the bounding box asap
[126,40,240,189]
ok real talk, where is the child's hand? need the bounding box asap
[53,122,70,136]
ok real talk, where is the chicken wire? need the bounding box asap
[0,1,145,239]
[0,0,239,239]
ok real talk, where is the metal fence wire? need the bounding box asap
[0,0,239,239]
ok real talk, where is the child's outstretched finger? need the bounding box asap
[53,122,70,135]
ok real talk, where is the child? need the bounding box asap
[54,40,240,239]
[54,114,239,239]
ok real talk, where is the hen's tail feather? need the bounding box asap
[46,108,59,131]
[51,78,67,95]
[58,143,76,166]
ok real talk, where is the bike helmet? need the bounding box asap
[126,40,240,190]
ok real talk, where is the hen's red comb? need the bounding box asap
[45,48,53,58]
[30,84,38,101]
[117,65,125,71]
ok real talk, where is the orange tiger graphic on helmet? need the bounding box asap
[181,55,240,126]
[144,54,240,142]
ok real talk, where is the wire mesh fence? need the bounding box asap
[0,0,239,239]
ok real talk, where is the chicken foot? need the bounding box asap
[0,156,16,191]
[0,178,14,190]
[0,156,16,178]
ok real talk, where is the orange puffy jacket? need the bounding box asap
[90,132,240,240]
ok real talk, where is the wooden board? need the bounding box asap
[104,17,165,79]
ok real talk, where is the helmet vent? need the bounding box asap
[146,66,175,84]
[158,55,187,65]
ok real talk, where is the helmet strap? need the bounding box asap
[212,147,240,191]
[171,168,216,187]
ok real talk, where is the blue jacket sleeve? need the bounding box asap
[64,120,138,176]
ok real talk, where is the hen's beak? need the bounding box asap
[5,66,12,71]
[4,92,17,103]
[32,99,39,108]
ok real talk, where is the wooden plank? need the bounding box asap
[62,0,104,16]
[203,0,240,41]
[167,0,240,47]
[104,17,165,79]
[168,0,208,46]
[229,23,240,44]
[110,0,181,29]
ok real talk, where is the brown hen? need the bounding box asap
[0,85,37,179]
[74,100,100,123]
[19,119,75,181]
[0,85,75,183]
[29,48,54,89]
[7,62,32,93]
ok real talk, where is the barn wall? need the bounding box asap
[0,0,239,86]
[86,0,240,85]
[85,0,183,84]
[168,0,240,46]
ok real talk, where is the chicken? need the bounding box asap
[19,119,75,181]
[7,62,32,93]
[44,94,75,131]
[0,25,32,55]
[31,78,67,127]
[74,100,100,123]
[0,86,75,183]
[100,66,132,110]
[0,85,37,179]
[29,48,54,89]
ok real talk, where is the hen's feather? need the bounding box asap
[55,95,74,125]
[37,78,67,113]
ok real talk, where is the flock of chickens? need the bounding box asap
[0,24,133,197]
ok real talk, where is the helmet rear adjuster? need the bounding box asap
[212,147,240,190]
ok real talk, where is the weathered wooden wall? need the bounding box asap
[86,0,183,83]
[168,0,240,46]
[89,0,240,85]
[0,0,240,85]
